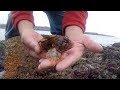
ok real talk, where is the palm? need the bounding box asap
[38,35,103,71]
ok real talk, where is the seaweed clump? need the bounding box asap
[39,35,73,66]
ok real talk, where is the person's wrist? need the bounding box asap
[17,20,34,35]
[65,25,84,41]
[20,29,34,37]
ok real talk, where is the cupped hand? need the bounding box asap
[38,34,103,71]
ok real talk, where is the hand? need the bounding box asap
[21,30,44,59]
[18,20,43,59]
[38,34,103,71]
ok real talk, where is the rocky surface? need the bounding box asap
[0,41,5,71]
[1,36,120,79]
[0,41,5,78]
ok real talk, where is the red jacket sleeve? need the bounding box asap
[10,11,34,28]
[62,11,88,34]
[10,11,88,34]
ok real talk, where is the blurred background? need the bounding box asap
[1,11,120,46]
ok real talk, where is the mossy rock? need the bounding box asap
[2,36,120,79]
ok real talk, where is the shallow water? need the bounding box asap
[87,34,120,46]
[0,29,5,40]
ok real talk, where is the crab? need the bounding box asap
[39,35,73,66]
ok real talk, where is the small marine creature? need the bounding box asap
[39,35,73,66]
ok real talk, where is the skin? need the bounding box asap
[18,20,103,71]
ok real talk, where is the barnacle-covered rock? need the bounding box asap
[3,35,73,79]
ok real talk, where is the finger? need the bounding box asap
[22,37,40,53]
[38,59,53,70]
[39,51,47,59]
[83,35,103,53]
[28,39,41,54]
[21,33,43,54]
[39,59,44,63]
[56,47,84,71]
[60,52,69,59]
[29,50,41,59]
[36,33,44,42]
[35,33,44,52]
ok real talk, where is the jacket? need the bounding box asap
[10,11,88,34]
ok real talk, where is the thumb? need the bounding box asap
[30,41,40,53]
[83,35,103,53]
[22,37,40,54]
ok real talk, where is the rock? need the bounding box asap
[0,41,5,72]
[0,71,5,79]
[1,36,120,79]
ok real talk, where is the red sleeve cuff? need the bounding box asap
[62,21,85,34]
[13,14,34,28]
[10,11,34,29]
[62,11,88,35]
